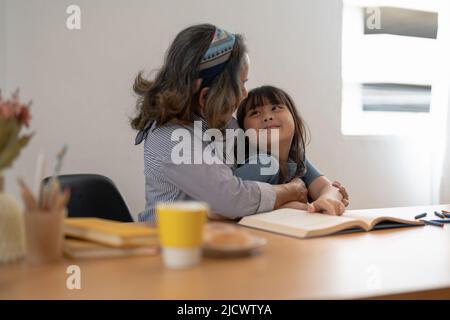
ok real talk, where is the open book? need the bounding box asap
[238,205,450,239]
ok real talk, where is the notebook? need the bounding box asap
[238,205,450,239]
[64,238,159,259]
[64,218,159,247]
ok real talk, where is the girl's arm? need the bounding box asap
[307,176,347,216]
[331,181,349,207]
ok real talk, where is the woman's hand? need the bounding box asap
[273,178,308,209]
[291,178,308,203]
[308,196,345,216]
[286,177,308,203]
[332,181,349,207]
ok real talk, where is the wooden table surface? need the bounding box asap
[1,205,450,300]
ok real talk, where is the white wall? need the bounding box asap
[3,0,433,221]
[0,0,6,90]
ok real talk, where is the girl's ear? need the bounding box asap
[198,87,209,109]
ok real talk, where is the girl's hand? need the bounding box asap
[332,181,349,207]
[308,196,345,216]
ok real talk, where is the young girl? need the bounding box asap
[132,24,311,222]
[235,85,349,215]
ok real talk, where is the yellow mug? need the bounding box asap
[156,201,208,269]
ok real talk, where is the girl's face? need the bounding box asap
[243,102,295,147]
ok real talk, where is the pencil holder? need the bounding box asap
[24,208,67,264]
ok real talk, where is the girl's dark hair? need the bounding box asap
[131,24,247,131]
[236,85,310,182]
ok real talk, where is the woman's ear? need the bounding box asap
[198,87,209,109]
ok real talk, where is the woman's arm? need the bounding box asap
[162,161,306,220]
[209,179,308,220]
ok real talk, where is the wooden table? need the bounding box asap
[1,205,450,299]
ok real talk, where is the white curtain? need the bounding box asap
[429,1,450,205]
[436,1,450,204]
[439,90,450,203]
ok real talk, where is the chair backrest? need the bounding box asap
[42,174,133,222]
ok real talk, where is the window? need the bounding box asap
[341,0,442,135]
[361,83,431,113]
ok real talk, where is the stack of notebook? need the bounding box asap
[64,218,159,259]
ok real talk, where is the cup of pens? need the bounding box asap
[19,146,70,264]
[20,177,70,264]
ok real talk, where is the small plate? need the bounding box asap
[202,222,267,258]
[203,235,267,258]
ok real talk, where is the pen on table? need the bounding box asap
[441,210,450,218]
[414,212,427,219]
[420,219,444,228]
[431,219,450,224]
[434,211,445,219]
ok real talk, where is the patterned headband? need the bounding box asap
[198,27,236,87]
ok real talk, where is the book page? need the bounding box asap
[252,209,356,230]
[343,205,445,228]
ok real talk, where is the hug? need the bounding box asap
[132,24,349,222]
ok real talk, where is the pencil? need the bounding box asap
[34,152,46,199]
[434,211,445,219]
[60,188,71,212]
[53,187,70,211]
[48,180,59,211]
[43,145,68,209]
[415,212,427,219]
[441,210,450,218]
[17,177,37,210]
[420,219,444,227]
[431,219,450,224]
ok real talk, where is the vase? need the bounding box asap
[0,172,26,264]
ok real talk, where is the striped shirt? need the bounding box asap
[138,114,276,222]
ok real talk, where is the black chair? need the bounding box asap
[42,174,133,222]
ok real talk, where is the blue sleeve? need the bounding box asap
[301,159,323,187]
[233,154,280,184]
